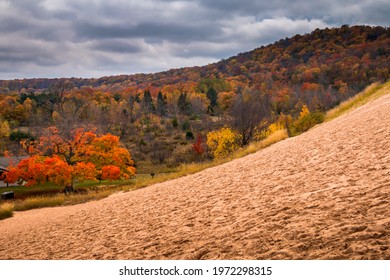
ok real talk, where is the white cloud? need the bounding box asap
[222,17,329,40]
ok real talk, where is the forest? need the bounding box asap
[0,25,389,189]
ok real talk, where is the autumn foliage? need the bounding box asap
[0,25,388,170]
[206,127,239,158]
[101,165,121,180]
[192,134,205,155]
[4,127,136,187]
[290,104,325,135]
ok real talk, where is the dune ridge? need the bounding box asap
[0,93,389,260]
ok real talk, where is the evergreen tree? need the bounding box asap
[156,91,168,116]
[142,90,155,114]
[177,93,191,115]
[206,87,218,108]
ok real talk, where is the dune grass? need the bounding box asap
[13,196,65,211]
[0,81,388,220]
[12,189,119,212]
[326,81,390,121]
[232,129,288,159]
[0,203,14,220]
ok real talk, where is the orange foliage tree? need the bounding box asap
[4,127,136,190]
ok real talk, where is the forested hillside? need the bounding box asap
[0,25,389,174]
[1,25,388,92]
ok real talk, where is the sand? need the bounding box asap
[0,94,389,260]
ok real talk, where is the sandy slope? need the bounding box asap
[0,94,389,260]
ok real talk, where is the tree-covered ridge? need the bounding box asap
[218,25,389,90]
[1,25,388,93]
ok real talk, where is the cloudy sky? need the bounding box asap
[0,0,389,79]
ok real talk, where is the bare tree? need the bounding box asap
[230,87,271,146]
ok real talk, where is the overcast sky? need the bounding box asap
[0,0,389,79]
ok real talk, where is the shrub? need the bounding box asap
[139,139,147,146]
[193,134,205,155]
[207,127,239,158]
[182,120,190,131]
[185,131,194,140]
[172,117,179,128]
[9,130,35,142]
[291,111,325,135]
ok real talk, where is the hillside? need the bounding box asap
[0,86,389,260]
[0,25,389,170]
[1,25,388,93]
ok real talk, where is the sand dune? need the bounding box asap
[0,94,389,260]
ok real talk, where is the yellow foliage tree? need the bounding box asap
[299,104,310,119]
[0,119,10,138]
[206,127,239,158]
[0,119,10,153]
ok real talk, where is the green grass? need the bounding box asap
[1,179,134,199]
[2,183,64,197]
[326,81,390,121]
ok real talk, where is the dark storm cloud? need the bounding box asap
[0,0,388,79]
[0,42,65,66]
[198,0,331,15]
[0,16,31,33]
[197,0,389,23]
[90,40,142,54]
[75,21,221,43]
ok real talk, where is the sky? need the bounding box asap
[0,0,389,79]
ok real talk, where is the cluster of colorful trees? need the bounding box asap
[2,127,135,190]
[0,25,388,188]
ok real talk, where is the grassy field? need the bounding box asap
[0,179,134,199]
[0,81,388,220]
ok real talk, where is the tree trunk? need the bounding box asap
[63,182,74,194]
[285,118,292,137]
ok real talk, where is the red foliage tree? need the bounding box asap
[193,133,204,155]
[5,127,136,189]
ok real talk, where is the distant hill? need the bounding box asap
[0,25,388,95]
